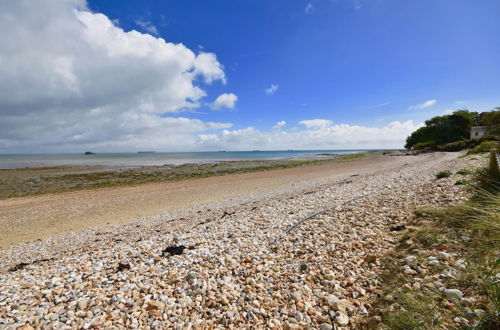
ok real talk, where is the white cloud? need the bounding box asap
[272,120,287,130]
[135,19,159,36]
[197,120,422,150]
[305,3,314,14]
[211,93,238,110]
[299,119,333,129]
[0,0,229,153]
[408,99,437,110]
[265,84,279,95]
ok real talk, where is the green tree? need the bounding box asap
[405,110,476,149]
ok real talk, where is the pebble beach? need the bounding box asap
[0,152,483,329]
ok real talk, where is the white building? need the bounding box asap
[470,126,487,139]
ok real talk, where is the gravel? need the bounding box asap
[0,152,483,328]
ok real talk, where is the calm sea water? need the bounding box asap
[0,150,370,169]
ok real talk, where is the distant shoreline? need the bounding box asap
[0,152,374,199]
[0,149,391,170]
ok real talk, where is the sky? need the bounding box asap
[1,0,499,153]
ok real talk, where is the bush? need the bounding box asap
[435,170,452,179]
[413,141,437,150]
[454,179,468,185]
[437,139,478,151]
[469,141,499,154]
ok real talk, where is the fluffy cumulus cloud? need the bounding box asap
[211,93,238,110]
[0,0,230,153]
[408,99,437,110]
[197,120,422,150]
[299,119,333,129]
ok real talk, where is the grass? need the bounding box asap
[0,152,370,199]
[376,152,500,329]
[454,179,469,185]
[383,290,443,329]
[456,169,473,175]
[435,170,452,179]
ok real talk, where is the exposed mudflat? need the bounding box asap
[4,153,389,248]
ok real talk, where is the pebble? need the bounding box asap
[405,256,417,264]
[335,311,350,326]
[319,323,333,330]
[443,289,464,302]
[0,153,476,328]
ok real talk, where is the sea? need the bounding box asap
[0,150,372,169]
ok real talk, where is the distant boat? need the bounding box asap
[137,151,156,153]
[84,151,95,155]
[218,151,227,152]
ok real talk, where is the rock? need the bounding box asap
[405,256,417,264]
[359,306,368,315]
[117,262,130,272]
[335,311,349,326]
[146,301,165,311]
[325,294,340,307]
[402,284,412,292]
[162,245,186,256]
[77,298,88,311]
[291,292,302,303]
[390,224,406,232]
[437,251,451,261]
[319,323,333,330]
[443,289,463,302]
[364,254,377,263]
[17,326,34,330]
[453,317,468,324]
[331,299,352,313]
[185,271,197,281]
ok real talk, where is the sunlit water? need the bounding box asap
[0,150,373,169]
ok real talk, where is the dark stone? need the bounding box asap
[162,245,186,256]
[300,264,308,271]
[390,224,406,232]
[8,262,30,272]
[117,262,130,272]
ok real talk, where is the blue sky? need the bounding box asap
[0,0,499,152]
[89,0,500,128]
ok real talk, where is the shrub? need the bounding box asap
[469,141,499,154]
[454,179,468,185]
[413,141,437,150]
[456,169,473,175]
[435,170,452,179]
[437,139,478,152]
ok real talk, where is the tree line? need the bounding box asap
[405,108,500,151]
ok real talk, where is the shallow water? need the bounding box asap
[0,150,370,169]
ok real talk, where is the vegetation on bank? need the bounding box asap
[405,108,499,151]
[376,151,500,329]
[0,152,370,199]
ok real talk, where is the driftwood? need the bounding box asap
[283,191,374,234]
